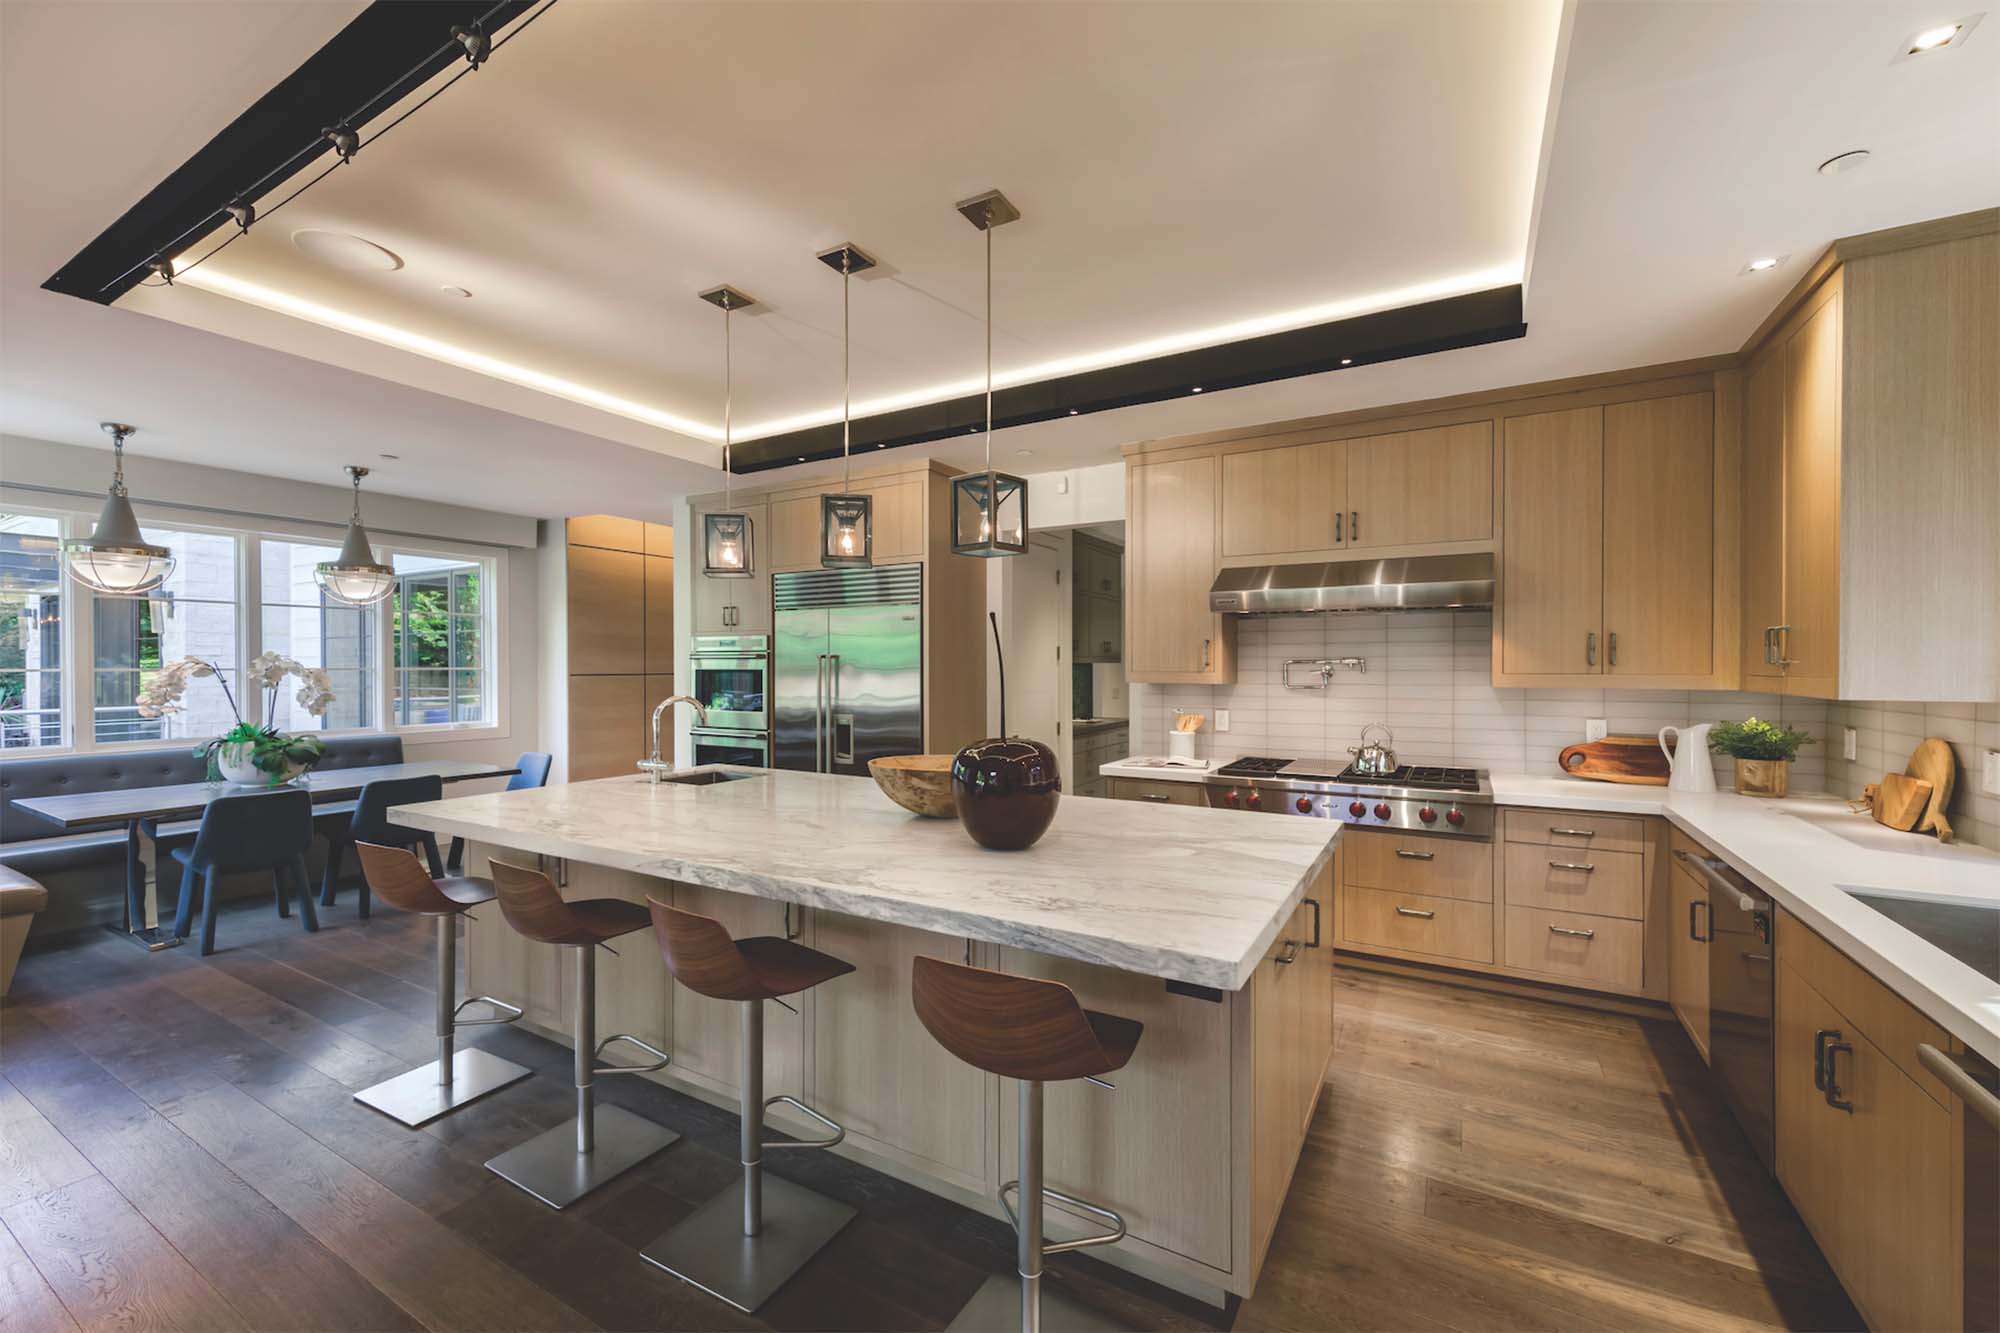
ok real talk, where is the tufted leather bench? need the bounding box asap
[0,735,405,934]
[0,864,48,994]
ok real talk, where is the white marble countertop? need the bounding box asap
[394,767,1337,991]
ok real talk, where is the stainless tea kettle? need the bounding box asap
[1348,723,1398,776]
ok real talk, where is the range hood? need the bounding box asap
[1208,553,1494,615]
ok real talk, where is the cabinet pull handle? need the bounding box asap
[1919,1044,2000,1129]
[1350,510,1359,543]
[1774,624,1794,668]
[1335,512,1343,543]
[1813,1028,1838,1090]
[1548,860,1596,872]
[1304,897,1322,948]
[1586,632,1597,667]
[1273,939,1301,966]
[1823,1040,1855,1112]
[1607,631,1618,667]
[1394,848,1435,861]
[1548,925,1596,939]
[1763,626,1778,665]
[1688,899,1710,943]
[1394,906,1435,919]
[1201,638,1212,671]
[1138,793,1171,802]
[1549,826,1594,837]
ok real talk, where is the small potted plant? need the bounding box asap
[137,652,335,786]
[1708,717,1814,798]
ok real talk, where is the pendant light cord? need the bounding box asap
[722,294,733,505]
[842,248,852,493]
[109,431,129,497]
[350,471,364,523]
[983,221,994,476]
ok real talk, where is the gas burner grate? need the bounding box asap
[1217,756,1293,777]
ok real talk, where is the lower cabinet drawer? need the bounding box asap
[1342,887,1493,964]
[1502,842,1646,919]
[1503,907,1644,990]
[1107,777,1203,806]
[1344,830,1493,902]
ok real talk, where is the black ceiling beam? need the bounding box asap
[732,285,1526,473]
[43,0,533,306]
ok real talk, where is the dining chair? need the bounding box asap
[446,751,553,874]
[320,775,445,918]
[170,788,316,956]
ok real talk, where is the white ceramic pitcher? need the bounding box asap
[1659,723,1717,793]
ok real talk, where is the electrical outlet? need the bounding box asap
[1843,727,1858,761]
[1216,709,1231,733]
[1984,749,2000,797]
[1585,718,1609,742]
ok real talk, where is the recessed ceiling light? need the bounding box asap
[439,284,472,298]
[379,453,399,460]
[1191,385,1203,393]
[1818,149,1872,175]
[1896,13,1981,58]
[1747,257,1778,271]
[291,229,403,273]
[1340,357,1353,366]
[1068,408,1079,415]
[1913,23,1959,47]
[1741,255,1788,276]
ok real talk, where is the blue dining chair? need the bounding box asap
[320,776,445,919]
[446,751,553,874]
[171,788,316,956]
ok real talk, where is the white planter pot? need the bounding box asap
[215,737,309,787]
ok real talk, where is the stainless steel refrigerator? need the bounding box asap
[773,564,922,775]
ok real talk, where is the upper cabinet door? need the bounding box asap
[688,502,770,634]
[1741,355,1787,684]
[1602,392,1715,678]
[644,555,674,674]
[770,479,925,569]
[1781,294,1842,698]
[1127,456,1229,681]
[1344,422,1494,549]
[566,544,646,675]
[1499,407,1603,677]
[1220,441,1343,557]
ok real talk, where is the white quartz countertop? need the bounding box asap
[394,768,1337,991]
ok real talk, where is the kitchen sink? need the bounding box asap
[651,768,759,786]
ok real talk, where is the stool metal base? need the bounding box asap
[947,1272,1121,1332]
[640,1174,854,1313]
[485,1105,678,1209]
[354,1048,531,1128]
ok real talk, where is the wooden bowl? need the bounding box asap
[869,755,957,818]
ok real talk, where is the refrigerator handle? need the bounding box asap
[815,654,828,773]
[827,654,849,767]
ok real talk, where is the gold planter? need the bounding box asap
[1734,758,1789,798]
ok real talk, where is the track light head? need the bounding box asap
[323,124,360,163]
[450,23,491,69]
[225,198,255,232]
[147,253,174,286]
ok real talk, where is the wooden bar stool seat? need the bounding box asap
[481,860,679,1209]
[913,956,1145,1333]
[639,898,857,1313]
[350,843,532,1127]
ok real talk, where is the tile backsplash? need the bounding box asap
[1135,612,2000,851]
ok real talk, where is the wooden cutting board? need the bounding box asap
[1558,735,1674,785]
[1864,773,1935,831]
[1905,738,1957,842]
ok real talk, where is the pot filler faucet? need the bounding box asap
[639,696,708,781]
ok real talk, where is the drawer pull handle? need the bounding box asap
[1273,939,1301,966]
[1548,925,1596,940]
[1138,794,1171,803]
[1548,860,1596,872]
[1549,827,1595,837]
[1394,906,1436,919]
[1823,1040,1855,1113]
[1394,849,1436,861]
[1813,1028,1837,1091]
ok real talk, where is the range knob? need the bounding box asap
[1348,800,1367,817]
[1295,796,1312,813]
[1419,806,1437,824]
[1246,790,1263,810]
[1446,807,1465,826]
[1222,789,1239,807]
[1373,802,1392,820]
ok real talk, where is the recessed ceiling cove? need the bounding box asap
[86,1,1564,460]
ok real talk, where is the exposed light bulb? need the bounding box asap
[717,539,741,568]
[838,524,857,555]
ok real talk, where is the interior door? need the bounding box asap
[1602,392,1715,677]
[773,607,828,772]
[1500,407,1603,676]
[827,600,921,776]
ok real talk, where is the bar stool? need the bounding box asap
[912,956,1143,1333]
[482,859,679,1209]
[639,897,857,1313]
[350,843,532,1127]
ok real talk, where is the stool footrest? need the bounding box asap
[593,1032,670,1076]
[999,1181,1128,1256]
[761,1095,844,1150]
[454,994,524,1028]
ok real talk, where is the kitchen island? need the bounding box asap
[393,767,1338,1302]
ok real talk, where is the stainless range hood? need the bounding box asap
[1208,553,1494,614]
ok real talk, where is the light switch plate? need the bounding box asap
[1216,709,1231,732]
[1843,728,1858,761]
[1585,718,1609,742]
[1983,749,2000,797]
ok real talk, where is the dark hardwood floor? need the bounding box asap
[0,898,1860,1331]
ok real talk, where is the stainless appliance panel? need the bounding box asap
[688,634,770,733]
[773,609,828,773]
[1697,854,1775,1173]
[691,729,770,768]
[827,602,922,777]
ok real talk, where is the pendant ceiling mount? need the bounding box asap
[314,465,397,606]
[64,422,178,596]
[701,285,757,578]
[951,189,1029,558]
[820,243,874,569]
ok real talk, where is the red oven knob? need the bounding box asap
[1348,800,1367,817]
[1246,791,1263,810]
[1419,806,1437,823]
[1296,796,1312,813]
[1373,803,1392,820]
[1446,807,1465,826]
[1222,789,1239,807]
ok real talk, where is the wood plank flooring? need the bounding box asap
[0,900,1859,1331]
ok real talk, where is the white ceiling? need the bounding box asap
[4,2,1996,521]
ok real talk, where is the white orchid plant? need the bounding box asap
[137,653,336,783]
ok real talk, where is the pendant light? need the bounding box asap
[700,285,756,578]
[951,190,1028,557]
[63,423,176,596]
[818,243,876,568]
[315,466,397,606]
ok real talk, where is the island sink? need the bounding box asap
[653,769,759,786]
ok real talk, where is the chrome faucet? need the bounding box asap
[639,695,708,781]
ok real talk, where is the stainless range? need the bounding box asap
[1203,756,1494,837]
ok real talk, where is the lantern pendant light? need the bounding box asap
[700,286,756,578]
[818,243,876,569]
[63,423,177,596]
[314,466,397,606]
[951,190,1028,557]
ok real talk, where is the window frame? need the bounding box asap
[0,505,75,753]
[377,538,506,739]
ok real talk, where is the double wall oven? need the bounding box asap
[687,633,771,766]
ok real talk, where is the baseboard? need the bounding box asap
[1334,950,1674,1020]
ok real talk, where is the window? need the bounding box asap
[91,526,239,743]
[0,514,64,749]
[390,553,491,727]
[258,539,374,731]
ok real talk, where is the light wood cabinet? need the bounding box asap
[642,674,675,760]
[1071,533,1123,664]
[1740,353,1787,685]
[1779,291,1843,698]
[1221,441,1344,557]
[566,514,645,552]
[770,479,924,570]
[1666,853,1710,1062]
[1249,873,1333,1270]
[1498,406,1603,677]
[688,502,769,634]
[566,675,645,781]
[1775,909,1963,1333]
[668,884,803,1102]
[643,522,674,558]
[644,555,674,674]
[1126,455,1233,682]
[1342,828,1492,902]
[566,545,646,675]
[1342,422,1493,549]
[1107,776,1204,806]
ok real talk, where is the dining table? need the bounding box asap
[11,758,519,951]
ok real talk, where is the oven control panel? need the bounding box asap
[1204,785,1493,837]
